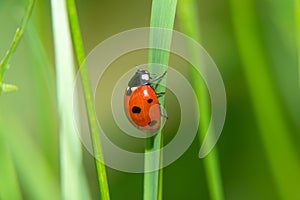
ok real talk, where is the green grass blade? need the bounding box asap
[296,0,300,87]
[0,131,22,200]
[0,116,60,200]
[230,0,300,199]
[25,24,58,167]
[177,0,224,199]
[0,0,35,86]
[144,1,177,200]
[66,0,111,199]
[50,0,91,199]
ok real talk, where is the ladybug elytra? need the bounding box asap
[124,68,166,133]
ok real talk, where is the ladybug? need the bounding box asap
[124,68,166,133]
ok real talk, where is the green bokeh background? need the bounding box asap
[0,0,299,199]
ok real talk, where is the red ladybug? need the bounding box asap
[124,69,166,133]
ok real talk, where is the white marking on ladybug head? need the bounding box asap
[131,87,137,92]
[141,74,149,81]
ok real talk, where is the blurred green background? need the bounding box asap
[0,0,300,199]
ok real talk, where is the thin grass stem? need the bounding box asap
[66,0,110,199]
[0,0,35,90]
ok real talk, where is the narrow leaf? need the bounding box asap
[144,1,177,200]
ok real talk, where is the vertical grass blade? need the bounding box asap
[230,0,300,199]
[0,0,35,93]
[177,1,224,199]
[26,22,58,168]
[66,0,111,199]
[50,0,91,199]
[144,1,177,200]
[0,131,22,200]
[296,0,300,87]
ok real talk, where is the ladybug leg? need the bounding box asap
[159,105,168,119]
[151,71,167,90]
[161,113,168,119]
[158,104,168,119]
[155,91,165,97]
[150,71,167,84]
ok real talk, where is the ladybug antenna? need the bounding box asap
[135,65,144,72]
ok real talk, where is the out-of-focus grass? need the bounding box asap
[26,19,58,167]
[295,0,300,87]
[177,0,224,200]
[230,0,300,199]
[50,0,91,199]
[0,116,60,200]
[0,131,22,200]
[0,0,299,199]
[0,1,60,199]
[260,0,300,128]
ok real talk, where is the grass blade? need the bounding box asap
[50,0,91,199]
[25,22,58,168]
[177,1,224,199]
[0,131,22,200]
[66,0,111,199]
[0,116,60,200]
[230,0,300,199]
[144,1,177,200]
[296,0,300,87]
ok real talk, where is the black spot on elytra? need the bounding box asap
[147,98,153,103]
[148,120,157,126]
[132,106,141,113]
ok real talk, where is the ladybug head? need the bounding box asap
[128,69,150,87]
[136,69,150,78]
